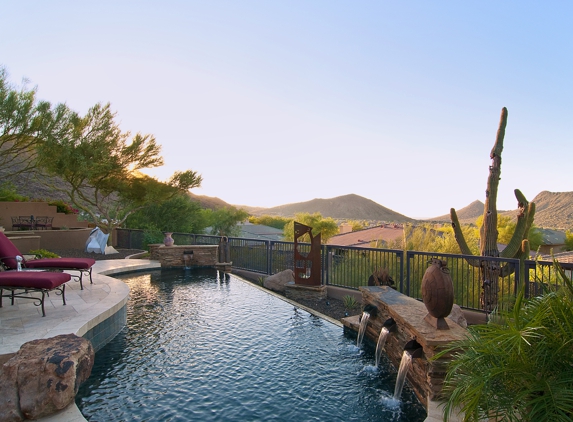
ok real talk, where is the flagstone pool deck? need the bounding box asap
[0,259,450,422]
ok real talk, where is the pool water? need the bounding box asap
[76,268,426,421]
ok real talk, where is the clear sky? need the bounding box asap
[1,1,572,218]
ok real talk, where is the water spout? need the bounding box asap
[363,304,378,318]
[393,340,424,400]
[374,318,396,367]
[183,251,194,269]
[393,351,413,400]
[374,327,390,368]
[383,317,397,331]
[356,311,370,347]
[403,339,423,359]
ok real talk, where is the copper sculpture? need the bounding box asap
[293,221,321,286]
[421,258,454,330]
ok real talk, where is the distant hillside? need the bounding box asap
[530,191,573,229]
[247,194,416,222]
[187,193,232,210]
[430,200,485,224]
[429,192,573,230]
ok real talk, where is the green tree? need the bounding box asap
[403,224,479,254]
[36,102,202,239]
[282,212,339,243]
[0,67,67,178]
[437,263,573,421]
[565,230,573,251]
[204,206,249,237]
[126,193,208,233]
[348,219,366,231]
[476,214,543,253]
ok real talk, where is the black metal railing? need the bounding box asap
[116,228,570,312]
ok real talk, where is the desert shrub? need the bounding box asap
[342,295,358,310]
[28,249,60,258]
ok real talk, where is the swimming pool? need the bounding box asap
[76,268,426,421]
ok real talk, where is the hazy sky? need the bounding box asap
[2,1,572,218]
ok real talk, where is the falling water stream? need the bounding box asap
[393,351,413,400]
[374,326,390,368]
[356,311,370,347]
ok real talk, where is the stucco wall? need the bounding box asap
[6,228,94,253]
[0,202,87,231]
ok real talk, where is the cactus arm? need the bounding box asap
[451,208,476,256]
[500,190,533,258]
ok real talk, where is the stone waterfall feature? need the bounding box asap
[341,286,467,410]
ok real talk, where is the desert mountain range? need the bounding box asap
[191,191,573,230]
[3,166,570,230]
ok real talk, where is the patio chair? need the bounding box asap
[0,233,96,289]
[35,216,54,230]
[11,216,23,231]
[18,216,35,230]
[0,271,71,316]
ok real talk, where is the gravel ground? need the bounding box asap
[48,248,361,321]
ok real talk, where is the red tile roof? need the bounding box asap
[328,225,403,248]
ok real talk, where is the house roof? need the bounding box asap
[541,250,573,263]
[539,228,567,245]
[236,222,284,241]
[327,225,403,248]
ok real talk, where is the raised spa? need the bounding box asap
[76,268,426,421]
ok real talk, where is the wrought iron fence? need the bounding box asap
[524,259,573,296]
[406,251,521,312]
[116,228,569,312]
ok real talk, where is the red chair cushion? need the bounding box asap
[25,258,96,270]
[0,232,25,270]
[0,272,71,289]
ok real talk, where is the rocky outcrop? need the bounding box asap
[0,334,94,421]
[263,269,294,293]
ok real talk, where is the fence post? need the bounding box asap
[405,251,413,295]
[399,250,404,294]
[524,260,533,298]
[267,241,272,275]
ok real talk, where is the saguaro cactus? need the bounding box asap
[450,107,535,312]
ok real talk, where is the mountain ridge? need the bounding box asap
[190,191,573,229]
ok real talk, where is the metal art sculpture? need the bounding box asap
[293,221,321,286]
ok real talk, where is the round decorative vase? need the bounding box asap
[163,232,174,247]
[422,259,454,323]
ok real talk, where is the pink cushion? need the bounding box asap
[0,272,71,289]
[26,258,96,270]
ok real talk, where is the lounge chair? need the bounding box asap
[0,233,96,289]
[0,271,71,316]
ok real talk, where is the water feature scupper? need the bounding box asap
[375,318,396,368]
[341,285,467,411]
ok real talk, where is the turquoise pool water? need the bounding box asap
[76,268,425,421]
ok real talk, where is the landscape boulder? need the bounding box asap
[448,304,468,329]
[0,334,94,421]
[263,269,295,293]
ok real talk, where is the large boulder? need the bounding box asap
[0,334,94,421]
[263,269,295,293]
[448,304,468,329]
